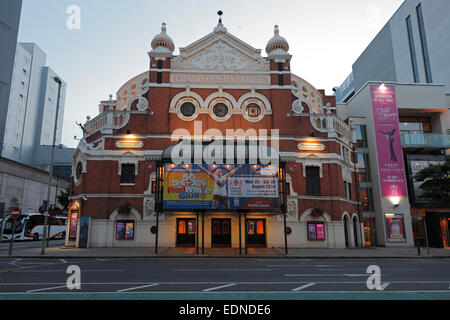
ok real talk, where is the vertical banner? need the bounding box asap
[370,85,407,198]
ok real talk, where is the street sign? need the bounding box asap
[11,207,20,219]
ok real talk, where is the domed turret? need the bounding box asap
[151,22,175,53]
[266,25,289,56]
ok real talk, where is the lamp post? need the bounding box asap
[41,76,62,255]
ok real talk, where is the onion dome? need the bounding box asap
[265,25,289,56]
[151,22,175,53]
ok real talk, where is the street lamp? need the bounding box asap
[41,76,62,255]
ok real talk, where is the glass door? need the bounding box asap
[246,219,266,247]
[211,219,231,247]
[176,218,196,247]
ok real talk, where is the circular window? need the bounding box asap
[245,104,261,118]
[180,102,196,117]
[213,103,229,118]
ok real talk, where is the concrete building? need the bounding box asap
[337,82,450,248]
[0,0,22,159]
[2,43,67,165]
[0,156,69,216]
[335,0,450,102]
[67,21,362,251]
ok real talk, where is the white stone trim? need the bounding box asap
[299,208,331,222]
[109,207,141,221]
[302,162,323,178]
[118,160,139,175]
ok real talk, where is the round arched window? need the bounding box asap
[180,102,196,118]
[213,103,229,118]
[245,104,261,118]
[75,162,83,182]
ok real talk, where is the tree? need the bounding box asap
[57,187,70,211]
[414,156,450,207]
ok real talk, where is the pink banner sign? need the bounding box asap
[370,84,407,197]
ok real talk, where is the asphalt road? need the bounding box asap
[0,257,449,299]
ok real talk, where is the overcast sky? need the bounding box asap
[18,0,404,148]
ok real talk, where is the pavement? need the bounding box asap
[1,243,449,258]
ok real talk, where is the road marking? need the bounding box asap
[379,282,390,291]
[285,274,358,277]
[117,283,159,292]
[173,269,273,272]
[11,259,22,264]
[96,258,106,261]
[59,259,67,264]
[344,274,371,277]
[291,283,316,291]
[203,283,236,292]
[14,269,125,272]
[267,265,342,267]
[315,265,342,267]
[26,285,68,293]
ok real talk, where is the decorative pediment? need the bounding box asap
[172,27,269,73]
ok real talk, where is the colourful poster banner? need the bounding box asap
[163,164,279,210]
[385,213,406,242]
[370,85,408,197]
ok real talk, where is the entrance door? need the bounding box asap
[440,218,450,248]
[246,219,266,247]
[176,218,196,247]
[211,219,231,247]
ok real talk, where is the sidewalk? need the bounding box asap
[1,245,449,258]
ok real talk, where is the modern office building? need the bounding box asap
[2,43,67,165]
[0,0,23,160]
[67,21,362,251]
[335,0,450,102]
[337,82,450,248]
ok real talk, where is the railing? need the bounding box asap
[401,132,450,148]
[83,110,132,136]
[310,113,353,141]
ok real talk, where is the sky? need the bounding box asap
[18,0,404,148]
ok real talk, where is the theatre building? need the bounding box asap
[67,19,362,251]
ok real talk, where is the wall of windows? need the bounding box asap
[354,124,376,246]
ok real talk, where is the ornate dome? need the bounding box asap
[151,22,175,53]
[265,25,289,55]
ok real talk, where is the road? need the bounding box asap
[0,257,449,299]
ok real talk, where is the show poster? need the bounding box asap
[163,164,279,210]
[385,213,406,242]
[370,85,407,197]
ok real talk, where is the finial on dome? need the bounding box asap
[266,24,290,56]
[274,25,279,35]
[151,22,175,53]
[217,10,223,25]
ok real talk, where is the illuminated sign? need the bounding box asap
[163,164,279,210]
[385,213,406,242]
